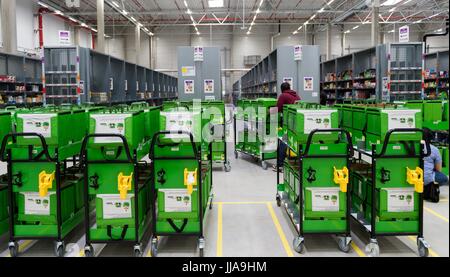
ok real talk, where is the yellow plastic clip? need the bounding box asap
[39,171,55,197]
[118,172,133,200]
[184,168,198,195]
[406,167,424,193]
[333,166,349,193]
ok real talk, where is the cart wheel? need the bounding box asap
[8,242,19,257]
[54,241,65,257]
[134,249,142,257]
[293,237,305,254]
[337,237,351,253]
[234,151,238,159]
[199,248,204,257]
[84,245,94,257]
[365,242,380,257]
[276,195,281,207]
[224,163,231,172]
[198,237,205,257]
[261,161,268,170]
[417,238,430,258]
[150,238,158,257]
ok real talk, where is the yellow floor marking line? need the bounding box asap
[213,201,271,205]
[266,202,294,257]
[351,242,366,257]
[5,240,35,257]
[439,199,448,202]
[424,206,449,223]
[407,236,440,257]
[79,249,85,257]
[217,202,223,257]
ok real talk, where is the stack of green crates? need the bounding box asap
[405,100,448,131]
[0,112,12,236]
[201,101,226,163]
[86,109,151,244]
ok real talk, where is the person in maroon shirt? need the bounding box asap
[273,82,301,172]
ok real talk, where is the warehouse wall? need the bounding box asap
[16,0,38,54]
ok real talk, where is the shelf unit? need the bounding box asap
[0,52,43,106]
[320,42,424,103]
[238,45,321,102]
[423,50,449,99]
[43,46,177,105]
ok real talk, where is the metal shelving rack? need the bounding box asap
[43,46,177,106]
[0,52,43,107]
[424,50,449,99]
[239,46,321,102]
[320,42,424,104]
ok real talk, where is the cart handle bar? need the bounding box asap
[303,128,354,157]
[149,131,198,160]
[0,133,56,162]
[80,134,133,163]
[376,128,431,158]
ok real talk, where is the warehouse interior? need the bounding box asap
[0,0,448,259]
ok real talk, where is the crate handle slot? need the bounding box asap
[39,170,55,197]
[406,167,424,193]
[118,172,133,200]
[333,166,349,193]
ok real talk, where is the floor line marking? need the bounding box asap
[424,206,449,223]
[217,202,223,257]
[351,242,366,257]
[5,240,35,257]
[212,201,271,205]
[407,236,440,257]
[266,202,294,257]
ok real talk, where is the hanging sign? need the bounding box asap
[399,25,410,42]
[204,79,214,94]
[194,46,204,61]
[59,30,71,45]
[304,77,314,91]
[184,80,194,94]
[294,45,303,61]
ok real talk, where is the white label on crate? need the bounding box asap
[384,109,420,131]
[161,189,194,212]
[308,187,340,212]
[263,137,277,151]
[161,111,199,140]
[91,114,132,143]
[19,114,55,138]
[320,146,329,151]
[98,194,132,219]
[385,188,414,212]
[301,110,334,134]
[21,192,55,215]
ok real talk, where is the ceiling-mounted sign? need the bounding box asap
[294,45,303,61]
[204,79,214,94]
[194,46,204,62]
[184,80,194,94]
[399,25,410,42]
[59,30,71,45]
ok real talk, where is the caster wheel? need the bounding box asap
[234,151,238,159]
[54,241,65,257]
[224,163,231,172]
[417,238,430,257]
[261,161,268,170]
[293,237,305,254]
[8,242,19,257]
[337,237,351,253]
[84,245,94,257]
[276,196,281,207]
[199,248,204,257]
[150,238,158,257]
[365,242,380,257]
[134,249,142,257]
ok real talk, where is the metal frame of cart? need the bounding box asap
[276,129,354,253]
[80,134,152,257]
[351,128,431,257]
[148,131,213,257]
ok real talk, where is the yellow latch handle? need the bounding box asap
[406,167,424,193]
[184,168,198,195]
[118,172,133,200]
[333,166,349,193]
[38,171,55,197]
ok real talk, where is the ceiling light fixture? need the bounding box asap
[208,0,224,8]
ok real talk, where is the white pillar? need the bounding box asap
[96,0,105,53]
[326,23,332,60]
[1,0,18,54]
[304,24,308,44]
[135,25,141,65]
[371,0,380,46]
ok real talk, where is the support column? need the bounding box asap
[371,0,380,46]
[340,25,345,56]
[96,0,105,53]
[74,27,81,46]
[1,0,18,54]
[304,24,308,44]
[326,23,332,60]
[135,25,141,65]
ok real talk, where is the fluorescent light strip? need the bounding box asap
[248,0,264,33]
[105,0,154,35]
[183,1,200,35]
[293,0,334,34]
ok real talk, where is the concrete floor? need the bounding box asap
[0,111,448,257]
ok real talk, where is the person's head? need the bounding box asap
[281,82,291,92]
[423,127,434,142]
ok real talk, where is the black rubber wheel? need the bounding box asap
[56,246,65,257]
[276,196,281,207]
[199,248,204,257]
[418,243,429,257]
[224,163,231,172]
[234,151,238,159]
[338,239,351,253]
[150,242,158,257]
[134,249,142,257]
[84,245,94,257]
[293,237,305,254]
[9,245,18,257]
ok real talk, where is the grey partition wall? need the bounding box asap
[239,45,320,103]
[424,50,449,99]
[110,57,125,102]
[177,46,222,101]
[125,62,137,101]
[89,50,110,103]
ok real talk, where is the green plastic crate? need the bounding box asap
[342,105,353,129]
[0,112,12,144]
[352,106,367,131]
